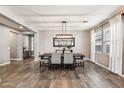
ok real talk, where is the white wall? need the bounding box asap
[10,31,23,60]
[34,32,40,61]
[0,25,11,64]
[39,30,91,58]
[10,31,19,59]
[0,25,22,65]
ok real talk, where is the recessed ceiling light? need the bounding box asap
[19,26,23,29]
[82,21,88,23]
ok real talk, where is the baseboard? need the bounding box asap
[89,59,96,64]
[89,59,109,70]
[121,75,124,78]
[11,58,23,61]
[95,62,110,70]
[89,60,124,79]
[0,61,10,66]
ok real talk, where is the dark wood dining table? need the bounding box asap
[39,53,85,69]
[39,53,85,59]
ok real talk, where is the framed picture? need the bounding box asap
[53,38,75,47]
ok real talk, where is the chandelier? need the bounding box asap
[55,21,73,38]
[53,21,75,47]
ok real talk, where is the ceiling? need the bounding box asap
[4,5,123,32]
[0,13,32,32]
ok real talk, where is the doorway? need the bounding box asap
[23,34,34,60]
[9,31,19,60]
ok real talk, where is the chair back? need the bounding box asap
[64,50,71,53]
[56,50,63,53]
[51,53,61,64]
[64,53,73,64]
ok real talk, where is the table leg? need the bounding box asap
[83,62,84,68]
[40,61,42,68]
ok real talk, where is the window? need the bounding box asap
[95,31,102,42]
[95,30,102,53]
[103,27,111,54]
[95,44,102,53]
[103,29,111,41]
[94,23,111,55]
[103,42,110,54]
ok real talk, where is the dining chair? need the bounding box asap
[55,50,63,53]
[64,50,71,53]
[63,53,74,69]
[39,56,50,71]
[51,53,61,70]
[75,57,85,68]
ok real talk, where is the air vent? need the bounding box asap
[82,21,88,23]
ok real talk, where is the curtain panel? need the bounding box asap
[109,15,123,75]
[90,29,95,62]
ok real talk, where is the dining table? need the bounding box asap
[39,53,85,59]
[39,53,85,69]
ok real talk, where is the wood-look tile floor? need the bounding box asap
[0,60,124,88]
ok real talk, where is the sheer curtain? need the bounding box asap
[90,29,95,62]
[109,15,123,75]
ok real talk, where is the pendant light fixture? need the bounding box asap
[53,21,75,48]
[55,21,73,38]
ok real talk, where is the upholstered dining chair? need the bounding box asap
[63,53,74,69]
[39,56,49,71]
[64,50,72,53]
[55,50,63,53]
[75,57,85,68]
[51,53,61,70]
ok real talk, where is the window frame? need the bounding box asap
[103,26,111,55]
[94,29,103,54]
[94,23,111,55]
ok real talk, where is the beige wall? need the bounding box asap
[39,30,91,58]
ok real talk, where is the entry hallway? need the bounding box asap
[0,60,124,88]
